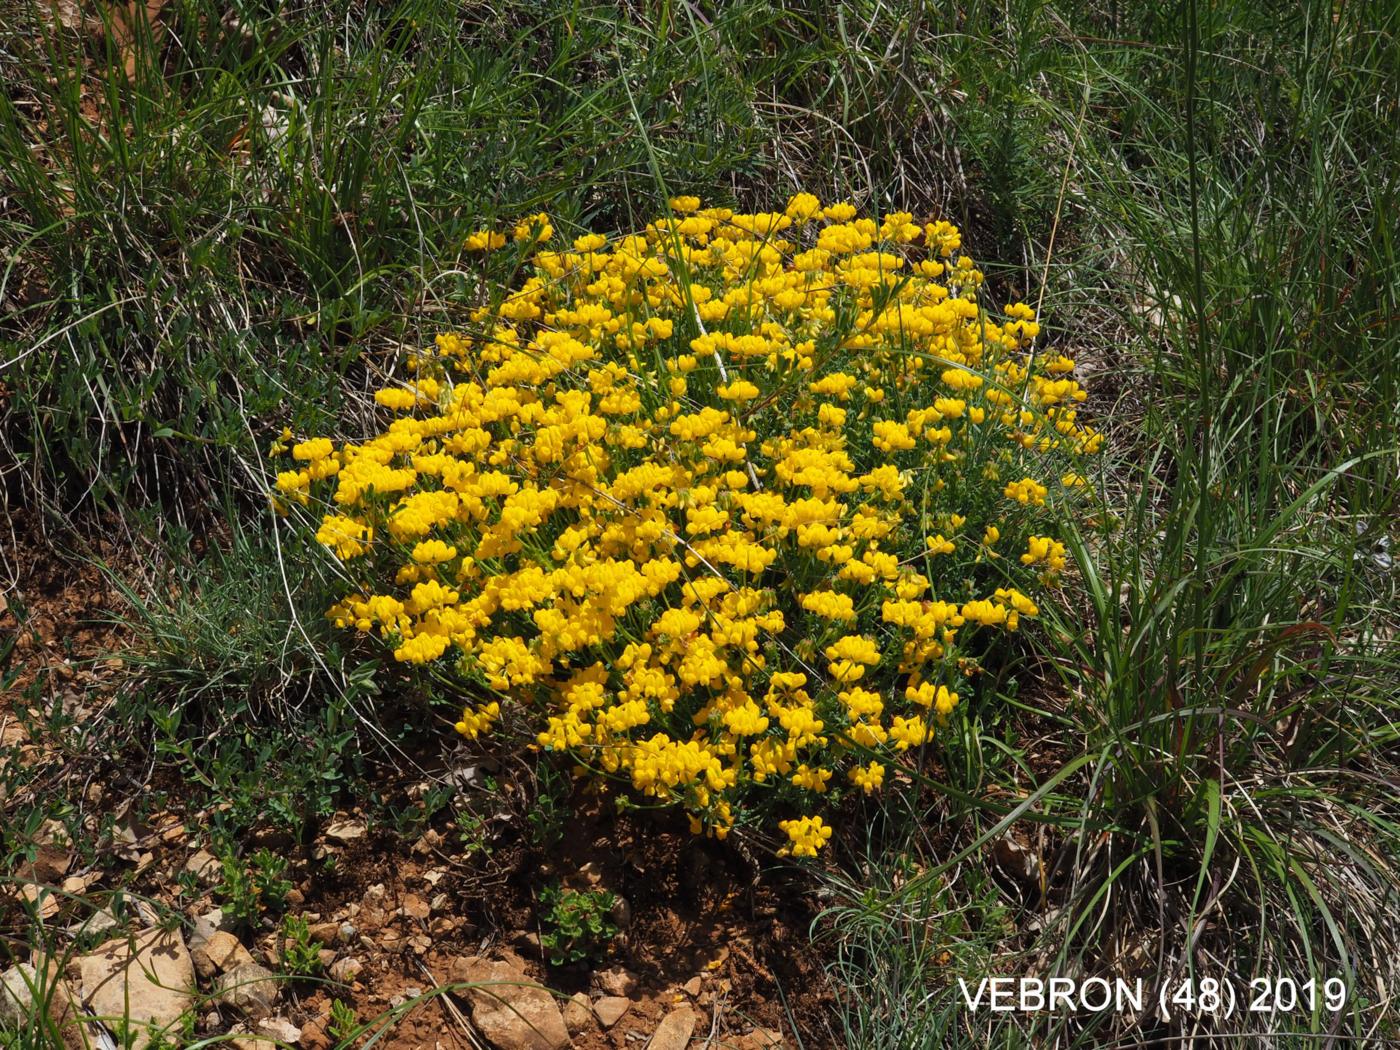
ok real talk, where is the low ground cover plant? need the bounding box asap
[538,884,620,966]
[275,198,1105,855]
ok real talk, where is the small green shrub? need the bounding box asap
[214,846,291,927]
[279,914,324,977]
[327,998,359,1043]
[539,884,619,967]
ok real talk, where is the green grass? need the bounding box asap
[3,0,1398,1046]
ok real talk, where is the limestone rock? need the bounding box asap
[214,962,281,1018]
[75,927,195,1050]
[609,896,632,929]
[298,1018,330,1049]
[259,1016,302,1045]
[16,880,58,920]
[305,921,339,946]
[184,849,220,885]
[192,931,254,981]
[0,962,91,1050]
[188,908,227,952]
[0,963,55,1024]
[328,956,363,984]
[562,992,592,1035]
[593,995,631,1028]
[66,907,121,940]
[0,964,37,1026]
[593,965,638,997]
[230,1020,299,1050]
[648,1006,698,1050]
[450,953,569,1050]
[739,1028,788,1049]
[324,820,366,844]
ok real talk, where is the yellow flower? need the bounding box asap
[791,764,832,793]
[906,681,959,715]
[926,534,955,556]
[717,379,761,402]
[810,372,858,400]
[1021,535,1067,576]
[465,229,507,252]
[800,589,857,622]
[889,715,929,750]
[316,514,372,560]
[455,701,501,738]
[778,815,832,857]
[1004,477,1049,506]
[824,635,882,666]
[848,761,885,794]
[411,539,456,564]
[872,420,916,452]
[513,212,553,243]
[375,388,419,411]
[784,193,822,222]
[292,437,334,462]
[940,367,983,392]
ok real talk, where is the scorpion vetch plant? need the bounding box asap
[272,197,1104,856]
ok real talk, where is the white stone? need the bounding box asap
[76,928,195,1050]
[450,953,568,1050]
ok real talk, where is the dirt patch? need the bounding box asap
[271,800,833,1048]
[1,509,137,818]
[2,510,130,681]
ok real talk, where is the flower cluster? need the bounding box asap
[275,196,1103,857]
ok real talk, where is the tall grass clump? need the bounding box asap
[0,0,777,517]
[102,508,395,834]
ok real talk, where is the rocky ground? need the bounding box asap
[0,522,835,1049]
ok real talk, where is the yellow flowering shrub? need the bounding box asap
[275,196,1102,858]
